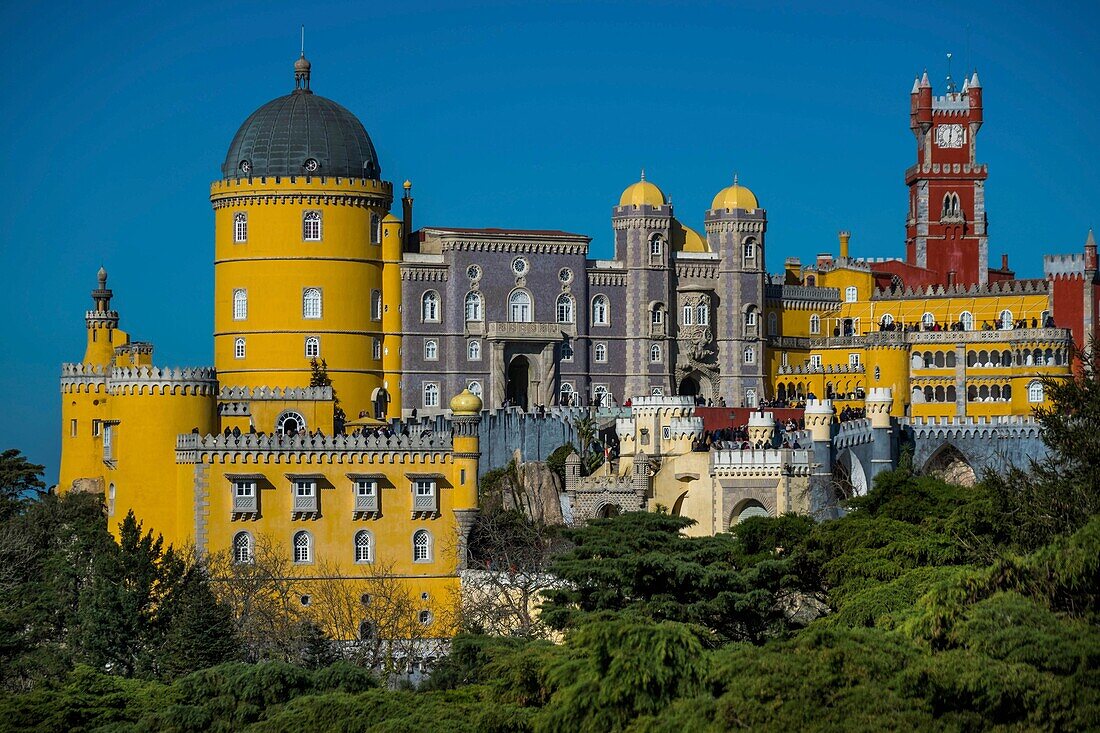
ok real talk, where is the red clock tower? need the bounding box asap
[905,70,990,286]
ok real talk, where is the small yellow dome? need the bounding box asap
[382,213,399,223]
[619,171,665,207]
[449,389,483,415]
[711,177,759,211]
[671,219,709,253]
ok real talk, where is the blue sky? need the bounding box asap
[2,0,1097,481]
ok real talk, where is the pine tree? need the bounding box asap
[157,565,238,678]
[0,449,45,519]
[310,358,347,434]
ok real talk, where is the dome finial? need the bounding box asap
[640,167,645,181]
[294,25,312,93]
[733,172,739,186]
[97,266,107,287]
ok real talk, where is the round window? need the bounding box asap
[511,257,528,275]
[238,159,252,174]
[303,158,319,173]
[466,265,481,281]
[558,268,573,284]
[418,610,434,625]
[300,594,311,606]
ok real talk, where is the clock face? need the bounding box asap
[935,124,965,148]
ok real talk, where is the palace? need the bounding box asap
[58,55,1097,599]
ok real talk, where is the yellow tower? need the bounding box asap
[448,389,483,567]
[211,55,396,428]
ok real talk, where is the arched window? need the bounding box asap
[999,309,1013,330]
[509,290,532,322]
[234,337,246,359]
[464,291,483,321]
[370,290,382,320]
[293,531,312,563]
[413,530,432,562]
[594,343,607,363]
[650,234,663,256]
[744,307,757,328]
[276,410,306,436]
[651,303,665,325]
[767,311,778,336]
[468,381,483,399]
[697,301,710,326]
[880,313,894,327]
[592,384,610,407]
[233,532,253,564]
[467,339,481,361]
[233,289,247,320]
[650,343,662,362]
[421,291,440,322]
[845,286,858,303]
[959,311,974,331]
[561,338,574,361]
[922,312,935,329]
[424,339,438,360]
[560,382,575,404]
[810,314,821,335]
[742,239,756,265]
[303,288,322,319]
[422,382,439,408]
[1028,381,1044,403]
[233,211,248,243]
[556,294,575,324]
[745,388,758,408]
[682,304,694,325]
[370,213,381,244]
[302,210,322,241]
[373,337,382,360]
[354,530,373,563]
[305,336,320,358]
[743,346,756,365]
[592,295,609,325]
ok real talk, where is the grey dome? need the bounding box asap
[222,88,381,180]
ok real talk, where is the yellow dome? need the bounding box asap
[619,171,665,207]
[382,213,399,223]
[671,218,710,253]
[711,177,759,211]
[449,389,483,415]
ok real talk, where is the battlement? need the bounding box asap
[778,364,865,375]
[866,387,894,402]
[805,399,835,415]
[629,395,695,410]
[765,283,841,304]
[105,366,217,396]
[175,429,453,464]
[1044,252,1086,278]
[210,175,392,196]
[60,362,108,392]
[218,385,333,402]
[711,448,812,476]
[873,278,1047,299]
[576,472,634,491]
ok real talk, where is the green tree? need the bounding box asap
[310,357,347,434]
[0,449,45,518]
[158,564,239,678]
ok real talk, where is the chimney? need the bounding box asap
[1084,229,1097,272]
[1001,253,1009,270]
[816,252,833,269]
[947,270,956,286]
[838,230,851,260]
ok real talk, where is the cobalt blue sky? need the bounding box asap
[2,0,1097,481]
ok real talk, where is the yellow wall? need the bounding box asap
[211,177,396,421]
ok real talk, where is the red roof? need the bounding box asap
[419,226,589,238]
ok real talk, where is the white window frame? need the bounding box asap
[424,339,438,361]
[234,337,246,359]
[592,295,609,326]
[302,210,322,241]
[845,286,858,303]
[372,337,382,360]
[1000,309,1014,330]
[682,305,694,326]
[467,339,481,361]
[233,288,247,320]
[849,353,861,367]
[810,354,822,368]
[922,312,935,328]
[370,213,381,245]
[371,290,382,320]
[810,314,821,335]
[294,480,316,498]
[468,380,483,399]
[556,294,575,324]
[293,531,312,563]
[233,211,248,243]
[697,303,710,326]
[509,289,533,323]
[421,290,440,323]
[1028,380,1044,403]
[594,342,608,363]
[303,288,322,319]
[464,291,483,322]
[233,531,254,564]
[422,382,439,408]
[650,343,662,362]
[305,336,320,359]
[354,530,373,563]
[743,346,756,365]
[354,480,377,498]
[651,305,664,325]
[650,235,663,257]
[413,529,433,563]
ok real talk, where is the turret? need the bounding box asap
[1085,229,1097,274]
[804,398,837,518]
[838,230,851,260]
[865,388,896,482]
[915,71,933,133]
[968,71,983,128]
[448,389,482,570]
[83,267,123,366]
[747,410,776,447]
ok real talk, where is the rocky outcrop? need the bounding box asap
[488,450,563,525]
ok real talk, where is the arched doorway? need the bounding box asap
[596,503,622,518]
[729,499,769,528]
[371,389,389,420]
[507,356,531,410]
[923,444,977,486]
[678,375,700,397]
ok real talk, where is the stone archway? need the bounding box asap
[678,375,700,397]
[596,503,622,518]
[729,499,770,528]
[507,356,532,410]
[923,444,977,486]
[835,449,869,499]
